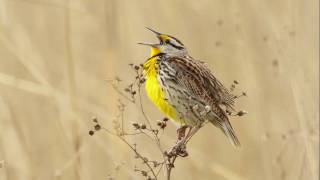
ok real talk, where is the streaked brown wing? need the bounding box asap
[163,56,235,109]
[196,59,235,109]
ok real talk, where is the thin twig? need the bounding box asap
[106,79,135,103]
[166,156,177,180]
[101,127,158,179]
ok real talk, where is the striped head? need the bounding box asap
[140,28,188,57]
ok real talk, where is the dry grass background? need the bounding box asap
[0,0,319,179]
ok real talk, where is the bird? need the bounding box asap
[139,28,240,147]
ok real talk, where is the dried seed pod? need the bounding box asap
[92,117,98,123]
[89,130,94,136]
[156,121,163,126]
[160,123,167,129]
[134,65,140,70]
[139,78,146,84]
[140,124,146,129]
[94,124,101,131]
[163,117,169,122]
[132,122,140,129]
[153,129,159,135]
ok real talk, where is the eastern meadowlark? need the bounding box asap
[140,28,240,147]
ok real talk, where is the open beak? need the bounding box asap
[137,42,159,48]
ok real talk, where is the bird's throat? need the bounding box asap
[143,47,161,77]
[150,47,161,57]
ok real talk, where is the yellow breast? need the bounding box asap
[143,56,177,121]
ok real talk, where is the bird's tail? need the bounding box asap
[220,120,241,148]
[208,105,241,148]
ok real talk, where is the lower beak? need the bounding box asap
[145,27,161,36]
[137,42,159,48]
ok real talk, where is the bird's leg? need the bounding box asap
[168,125,193,157]
[183,126,194,141]
[176,125,188,141]
[168,137,188,157]
[185,125,202,142]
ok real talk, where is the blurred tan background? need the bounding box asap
[0,0,318,180]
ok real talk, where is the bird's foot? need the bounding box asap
[167,138,188,157]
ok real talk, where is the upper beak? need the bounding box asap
[145,27,162,41]
[137,42,159,47]
[145,27,161,36]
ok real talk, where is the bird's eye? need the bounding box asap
[165,39,170,44]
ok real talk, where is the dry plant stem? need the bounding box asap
[165,124,202,180]
[166,156,177,180]
[121,108,126,135]
[134,68,180,180]
[138,90,199,179]
[108,100,165,179]
[106,80,135,103]
[110,69,166,158]
[108,69,169,179]
[138,87,170,176]
[135,68,154,130]
[138,86,153,130]
[135,73,169,171]
[118,137,158,179]
[101,128,158,179]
